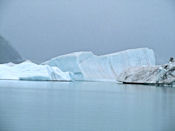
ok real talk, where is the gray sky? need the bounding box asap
[0,0,175,63]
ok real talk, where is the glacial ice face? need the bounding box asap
[44,48,155,82]
[79,48,155,81]
[0,61,71,81]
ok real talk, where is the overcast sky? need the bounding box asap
[0,0,175,63]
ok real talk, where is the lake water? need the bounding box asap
[0,80,175,131]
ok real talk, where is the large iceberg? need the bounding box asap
[43,48,155,82]
[0,48,156,82]
[0,61,71,81]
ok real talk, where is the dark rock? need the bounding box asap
[0,35,24,64]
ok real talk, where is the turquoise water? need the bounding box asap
[0,80,175,131]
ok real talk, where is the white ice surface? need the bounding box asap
[44,48,155,82]
[0,61,71,81]
[43,52,94,80]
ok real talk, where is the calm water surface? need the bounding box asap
[0,80,175,131]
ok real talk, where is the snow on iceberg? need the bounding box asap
[44,48,155,82]
[0,61,71,81]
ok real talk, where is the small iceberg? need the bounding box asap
[0,61,71,81]
[117,59,175,85]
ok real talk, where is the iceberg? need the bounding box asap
[117,61,175,85]
[0,48,156,82]
[44,48,155,82]
[0,61,71,81]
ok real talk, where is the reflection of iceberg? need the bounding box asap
[0,61,71,81]
[44,48,155,81]
[0,35,24,64]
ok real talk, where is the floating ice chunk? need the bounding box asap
[44,48,155,82]
[117,62,175,85]
[0,61,71,81]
